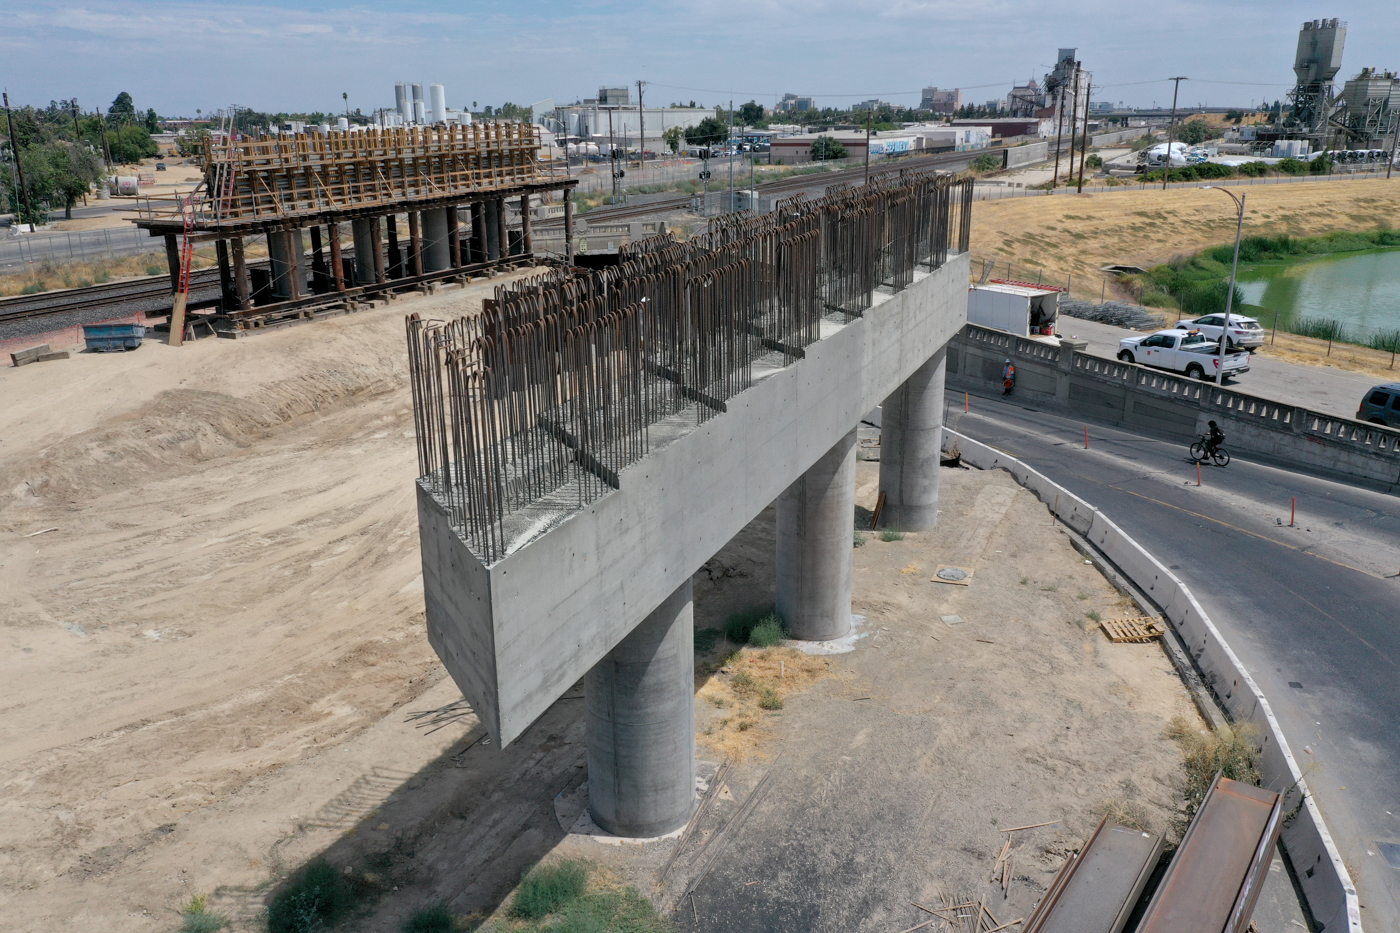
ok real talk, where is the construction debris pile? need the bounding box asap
[1059,299,1166,330]
[407,173,973,561]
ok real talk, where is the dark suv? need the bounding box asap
[1357,383,1400,426]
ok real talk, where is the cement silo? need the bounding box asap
[396,83,411,124]
[1291,19,1346,133]
[430,84,447,124]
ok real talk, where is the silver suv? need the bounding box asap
[1357,383,1400,426]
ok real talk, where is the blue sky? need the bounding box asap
[3,1,1397,117]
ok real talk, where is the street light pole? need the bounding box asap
[1204,186,1245,386]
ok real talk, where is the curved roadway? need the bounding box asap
[951,391,1400,930]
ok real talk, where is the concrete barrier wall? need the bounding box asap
[944,428,1363,933]
[1090,127,1155,147]
[1004,141,1050,169]
[948,323,1400,492]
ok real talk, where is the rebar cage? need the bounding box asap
[407,172,972,562]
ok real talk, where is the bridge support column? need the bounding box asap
[484,200,501,261]
[777,427,856,641]
[586,579,695,838]
[878,346,946,531]
[351,219,378,286]
[422,207,451,272]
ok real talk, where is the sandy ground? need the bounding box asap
[0,271,1304,932]
[969,178,1400,301]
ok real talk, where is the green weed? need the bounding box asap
[179,894,227,933]
[403,903,457,933]
[878,529,905,542]
[853,532,866,548]
[747,617,786,648]
[759,689,784,711]
[266,861,355,933]
[512,861,588,920]
[1085,610,1102,623]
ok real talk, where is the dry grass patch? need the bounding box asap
[697,645,835,760]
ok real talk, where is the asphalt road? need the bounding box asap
[949,391,1400,930]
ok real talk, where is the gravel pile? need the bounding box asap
[1060,298,1166,331]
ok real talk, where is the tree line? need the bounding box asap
[3,91,162,224]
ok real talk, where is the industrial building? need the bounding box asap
[775,93,815,113]
[767,124,992,164]
[920,87,962,114]
[542,89,716,155]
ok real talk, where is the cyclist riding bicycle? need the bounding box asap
[1205,420,1225,456]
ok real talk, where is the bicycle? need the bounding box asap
[1190,435,1231,466]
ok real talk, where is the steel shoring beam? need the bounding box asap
[406,171,972,562]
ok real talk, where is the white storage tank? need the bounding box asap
[429,84,447,124]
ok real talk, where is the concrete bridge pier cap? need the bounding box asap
[878,346,948,532]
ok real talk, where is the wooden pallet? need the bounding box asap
[1100,616,1166,643]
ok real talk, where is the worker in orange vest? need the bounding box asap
[1002,359,1015,396]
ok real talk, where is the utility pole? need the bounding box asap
[636,80,646,175]
[3,92,35,231]
[1051,86,1067,189]
[864,108,872,185]
[728,99,734,212]
[1163,76,1188,190]
[606,105,618,203]
[1065,65,1081,187]
[1077,80,1092,193]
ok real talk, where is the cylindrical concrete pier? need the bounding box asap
[776,428,857,641]
[351,219,377,285]
[586,580,696,838]
[421,207,451,272]
[484,200,501,261]
[267,229,304,299]
[878,347,947,531]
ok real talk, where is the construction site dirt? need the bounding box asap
[0,277,1305,931]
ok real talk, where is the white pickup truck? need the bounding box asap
[1117,329,1251,380]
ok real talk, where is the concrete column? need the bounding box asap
[351,219,378,285]
[878,347,946,531]
[407,210,423,277]
[215,239,233,308]
[520,194,532,255]
[267,229,305,300]
[470,202,487,265]
[564,192,575,265]
[496,197,509,257]
[229,236,250,310]
[327,224,345,292]
[446,206,461,268]
[484,199,501,261]
[370,218,386,284]
[586,580,696,838]
[776,428,857,641]
[422,207,451,272]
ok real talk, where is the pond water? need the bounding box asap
[1234,248,1400,338]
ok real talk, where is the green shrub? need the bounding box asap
[747,617,786,648]
[94,269,111,283]
[969,153,1001,173]
[724,607,774,645]
[1167,718,1262,826]
[267,861,355,933]
[758,688,784,710]
[543,885,670,933]
[694,628,721,653]
[1237,160,1269,177]
[403,903,456,933]
[145,264,163,276]
[21,282,46,295]
[1289,316,1350,342]
[180,894,227,933]
[853,532,866,548]
[511,861,588,919]
[1275,157,1309,175]
[878,529,905,542]
[1085,154,1103,169]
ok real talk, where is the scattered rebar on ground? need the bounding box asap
[1059,298,1167,330]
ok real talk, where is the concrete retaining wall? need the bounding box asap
[1004,141,1050,169]
[945,427,1363,933]
[1090,127,1155,147]
[948,323,1400,492]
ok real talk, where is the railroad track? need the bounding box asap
[0,267,223,325]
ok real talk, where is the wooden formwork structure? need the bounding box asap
[131,122,578,335]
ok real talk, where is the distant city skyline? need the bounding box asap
[4,1,1396,118]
